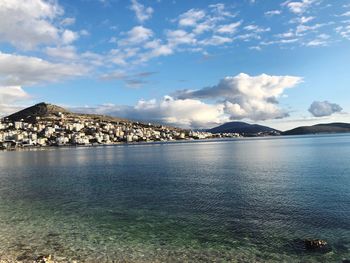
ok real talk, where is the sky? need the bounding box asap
[0,0,349,131]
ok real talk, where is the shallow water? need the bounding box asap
[0,135,350,262]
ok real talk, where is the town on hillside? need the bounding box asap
[0,103,240,150]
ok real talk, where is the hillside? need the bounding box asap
[6,102,128,124]
[6,103,69,122]
[283,123,350,135]
[4,102,185,132]
[208,121,280,135]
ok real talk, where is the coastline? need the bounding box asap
[2,132,350,153]
[0,137,239,152]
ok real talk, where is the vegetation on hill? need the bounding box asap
[282,123,350,135]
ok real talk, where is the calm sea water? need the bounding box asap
[0,134,350,262]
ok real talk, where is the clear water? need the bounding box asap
[0,134,350,262]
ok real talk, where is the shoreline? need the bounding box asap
[1,132,350,153]
[0,137,241,152]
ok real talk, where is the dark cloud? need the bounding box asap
[100,71,157,87]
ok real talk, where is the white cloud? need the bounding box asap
[78,96,227,129]
[291,16,315,24]
[296,23,323,35]
[244,25,271,33]
[276,31,295,38]
[130,0,153,23]
[0,52,88,87]
[109,47,139,66]
[104,4,245,68]
[261,38,300,46]
[81,51,105,66]
[249,46,262,51]
[305,39,327,46]
[199,35,232,46]
[175,73,302,121]
[80,29,90,36]
[0,86,31,116]
[308,101,343,117]
[283,0,319,14]
[166,30,197,46]
[106,2,334,69]
[340,11,350,17]
[60,17,76,26]
[265,10,282,16]
[192,20,214,35]
[78,73,303,127]
[178,9,206,27]
[209,3,235,18]
[336,25,350,39]
[118,26,153,46]
[45,46,78,61]
[217,21,242,34]
[139,40,173,62]
[0,86,30,104]
[62,30,79,45]
[0,0,78,50]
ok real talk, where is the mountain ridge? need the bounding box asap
[208,121,280,135]
[282,122,350,135]
[6,102,69,122]
[5,102,129,124]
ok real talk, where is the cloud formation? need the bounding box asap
[265,10,282,16]
[0,86,31,116]
[283,0,319,14]
[130,0,153,23]
[75,73,302,128]
[107,3,245,68]
[308,101,343,117]
[75,96,228,129]
[0,52,88,87]
[176,73,302,121]
[0,0,79,50]
[100,71,157,88]
[0,51,88,115]
[0,86,30,104]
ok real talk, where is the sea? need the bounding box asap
[0,134,349,262]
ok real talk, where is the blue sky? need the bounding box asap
[0,0,349,130]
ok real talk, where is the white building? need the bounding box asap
[14,121,23,129]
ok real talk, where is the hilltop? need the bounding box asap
[282,123,350,135]
[6,102,129,124]
[6,103,69,122]
[1,103,216,150]
[208,121,280,136]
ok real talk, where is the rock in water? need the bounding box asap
[304,239,328,250]
[36,254,54,263]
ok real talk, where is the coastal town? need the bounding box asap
[0,103,239,150]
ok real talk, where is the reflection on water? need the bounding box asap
[0,135,350,262]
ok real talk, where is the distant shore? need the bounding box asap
[0,137,239,152]
[3,132,350,153]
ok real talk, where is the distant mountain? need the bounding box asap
[208,121,280,135]
[283,123,350,135]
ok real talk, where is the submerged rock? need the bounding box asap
[36,254,54,263]
[304,239,328,250]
